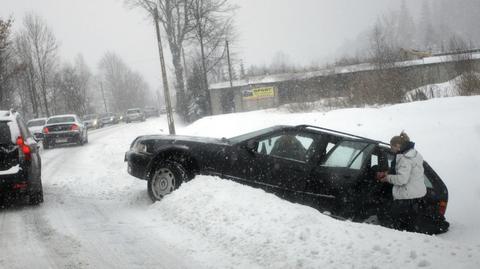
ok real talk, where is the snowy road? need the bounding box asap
[1,97,480,268]
[0,120,197,269]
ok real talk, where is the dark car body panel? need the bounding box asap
[125,125,449,233]
[0,113,42,200]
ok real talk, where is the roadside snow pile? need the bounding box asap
[150,176,480,269]
[180,96,480,245]
[404,73,480,102]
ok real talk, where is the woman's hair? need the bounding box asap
[390,131,410,148]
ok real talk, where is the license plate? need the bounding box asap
[56,138,68,143]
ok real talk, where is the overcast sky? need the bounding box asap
[1,0,406,90]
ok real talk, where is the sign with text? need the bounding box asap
[242,87,275,100]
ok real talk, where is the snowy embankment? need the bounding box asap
[143,95,479,268]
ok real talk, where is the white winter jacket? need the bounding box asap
[387,148,427,200]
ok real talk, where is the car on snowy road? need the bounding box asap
[0,110,43,205]
[125,108,145,123]
[83,114,102,129]
[100,112,120,126]
[125,125,449,234]
[27,117,47,141]
[42,114,88,149]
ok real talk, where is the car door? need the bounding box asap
[245,130,317,199]
[309,140,375,218]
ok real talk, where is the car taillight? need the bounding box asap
[439,200,448,216]
[43,127,49,134]
[17,136,32,161]
[70,124,79,131]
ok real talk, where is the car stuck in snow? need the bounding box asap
[125,124,450,234]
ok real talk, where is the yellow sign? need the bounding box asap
[242,87,275,100]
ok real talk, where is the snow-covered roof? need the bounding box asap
[210,52,480,90]
[0,110,16,121]
[47,114,77,119]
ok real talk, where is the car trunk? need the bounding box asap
[46,124,74,132]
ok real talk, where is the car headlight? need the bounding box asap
[93,120,97,125]
[110,117,114,120]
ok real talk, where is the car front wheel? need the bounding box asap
[147,161,187,202]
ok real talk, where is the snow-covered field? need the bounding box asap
[1,96,480,268]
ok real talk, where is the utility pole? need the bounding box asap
[226,40,234,88]
[153,6,175,135]
[100,81,108,113]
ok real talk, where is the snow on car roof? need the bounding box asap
[0,110,14,121]
[27,117,48,122]
[48,114,77,119]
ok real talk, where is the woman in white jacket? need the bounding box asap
[377,132,427,231]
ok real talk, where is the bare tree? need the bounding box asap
[127,0,193,119]
[13,33,41,117]
[188,0,236,114]
[98,52,148,112]
[20,14,59,117]
[0,17,15,107]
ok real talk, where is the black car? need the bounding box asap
[100,112,119,126]
[0,110,43,205]
[43,114,88,149]
[125,125,449,234]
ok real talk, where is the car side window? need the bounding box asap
[321,140,370,170]
[256,133,314,162]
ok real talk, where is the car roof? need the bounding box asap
[0,110,16,121]
[48,114,77,119]
[294,124,390,146]
[27,117,48,122]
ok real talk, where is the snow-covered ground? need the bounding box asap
[1,96,480,268]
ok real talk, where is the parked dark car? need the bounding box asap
[125,125,449,234]
[27,117,47,141]
[100,112,119,126]
[125,108,145,123]
[83,114,102,129]
[0,110,43,205]
[42,114,88,149]
[144,106,160,118]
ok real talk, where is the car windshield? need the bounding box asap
[228,126,285,144]
[321,140,372,170]
[47,116,75,124]
[102,113,114,118]
[27,119,46,127]
[127,110,140,114]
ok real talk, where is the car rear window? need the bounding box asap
[0,122,12,144]
[47,116,75,124]
[27,119,46,127]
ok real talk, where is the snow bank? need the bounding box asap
[150,176,480,269]
[180,96,480,245]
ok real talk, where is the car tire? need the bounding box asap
[147,161,187,202]
[28,190,44,205]
[78,136,84,146]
